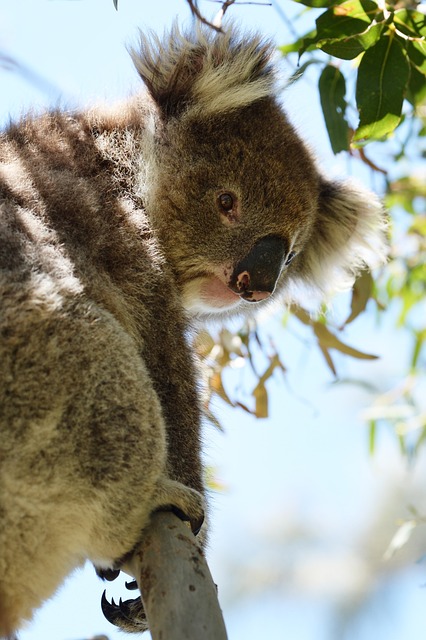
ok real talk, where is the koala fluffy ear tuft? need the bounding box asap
[300,179,388,299]
[130,24,275,120]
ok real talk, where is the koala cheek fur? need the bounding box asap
[0,23,386,636]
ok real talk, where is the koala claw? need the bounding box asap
[96,567,121,582]
[125,579,139,590]
[101,590,148,633]
[169,504,204,536]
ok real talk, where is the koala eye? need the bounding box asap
[217,191,240,227]
[218,193,234,212]
[285,251,296,266]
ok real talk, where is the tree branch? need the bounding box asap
[126,511,228,640]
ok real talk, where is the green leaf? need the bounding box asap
[318,65,350,153]
[319,21,385,59]
[394,9,426,39]
[279,30,316,55]
[406,63,426,107]
[315,0,378,40]
[288,59,324,84]
[293,0,342,7]
[411,330,426,369]
[407,40,426,74]
[369,420,376,454]
[354,35,410,141]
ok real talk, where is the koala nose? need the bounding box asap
[229,235,287,302]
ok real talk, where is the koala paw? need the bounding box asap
[101,589,148,633]
[100,479,205,631]
[154,478,205,536]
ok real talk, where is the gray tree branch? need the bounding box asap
[126,511,228,640]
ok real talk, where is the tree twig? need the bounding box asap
[186,0,224,32]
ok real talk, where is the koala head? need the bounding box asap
[131,25,387,319]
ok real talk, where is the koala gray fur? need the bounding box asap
[0,24,386,636]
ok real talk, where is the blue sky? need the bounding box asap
[1,2,426,640]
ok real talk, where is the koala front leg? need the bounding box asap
[142,310,205,503]
[98,307,208,631]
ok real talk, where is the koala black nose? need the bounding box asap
[229,235,287,302]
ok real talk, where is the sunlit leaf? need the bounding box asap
[235,401,254,415]
[319,345,337,375]
[253,381,269,418]
[251,355,286,418]
[415,427,426,455]
[406,41,426,74]
[369,420,376,454]
[319,65,350,153]
[354,35,410,141]
[383,520,417,560]
[386,176,426,213]
[221,328,244,357]
[412,330,426,369]
[343,271,374,326]
[319,21,384,59]
[292,0,343,7]
[313,321,379,360]
[292,306,379,370]
[279,30,316,55]
[315,0,378,40]
[410,214,426,234]
[393,9,426,39]
[406,64,426,107]
[210,372,233,406]
[291,305,313,325]
[288,59,324,84]
[398,432,407,456]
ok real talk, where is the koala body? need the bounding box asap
[0,25,385,636]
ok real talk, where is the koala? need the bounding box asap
[0,23,386,637]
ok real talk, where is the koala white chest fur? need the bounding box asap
[0,24,386,636]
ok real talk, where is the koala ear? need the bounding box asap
[300,179,388,299]
[130,24,275,120]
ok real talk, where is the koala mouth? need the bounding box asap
[200,276,242,308]
[200,276,271,308]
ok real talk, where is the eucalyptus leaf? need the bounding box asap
[318,65,350,153]
[292,0,342,7]
[343,271,374,326]
[315,0,378,40]
[279,30,316,55]
[288,59,324,84]
[313,321,378,360]
[394,9,426,38]
[369,420,376,454]
[319,21,384,59]
[406,64,426,107]
[354,35,410,141]
[406,41,426,74]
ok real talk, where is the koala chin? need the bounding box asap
[0,23,386,637]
